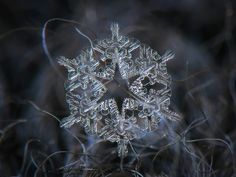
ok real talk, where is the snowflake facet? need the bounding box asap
[58,23,181,157]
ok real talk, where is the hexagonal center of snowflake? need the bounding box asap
[98,64,135,113]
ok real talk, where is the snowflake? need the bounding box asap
[58,23,181,157]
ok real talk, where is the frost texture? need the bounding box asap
[58,23,181,157]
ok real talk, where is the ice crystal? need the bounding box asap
[58,23,181,157]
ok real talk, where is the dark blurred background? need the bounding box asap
[0,0,236,177]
